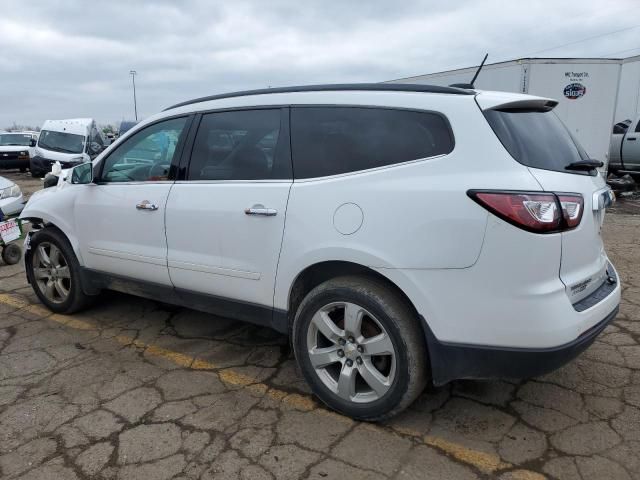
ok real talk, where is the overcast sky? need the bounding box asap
[1,0,638,128]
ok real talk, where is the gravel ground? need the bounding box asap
[0,168,639,479]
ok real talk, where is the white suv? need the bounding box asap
[21,84,620,420]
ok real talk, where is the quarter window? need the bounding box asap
[100,117,187,182]
[187,109,289,181]
[291,107,454,179]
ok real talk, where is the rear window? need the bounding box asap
[291,107,454,179]
[484,109,589,174]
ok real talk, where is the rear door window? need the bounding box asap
[484,109,590,174]
[291,107,454,179]
[187,109,290,181]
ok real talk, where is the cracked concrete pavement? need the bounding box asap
[0,170,639,479]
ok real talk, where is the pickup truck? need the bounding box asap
[609,116,640,173]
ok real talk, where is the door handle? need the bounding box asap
[136,200,158,211]
[245,204,277,216]
[627,137,637,141]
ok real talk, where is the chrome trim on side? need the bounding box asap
[87,247,166,266]
[168,260,261,280]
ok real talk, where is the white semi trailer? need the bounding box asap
[389,56,640,170]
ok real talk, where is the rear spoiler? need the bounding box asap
[475,92,558,112]
[486,99,558,112]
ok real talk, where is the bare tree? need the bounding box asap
[4,122,40,132]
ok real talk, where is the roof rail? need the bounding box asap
[164,83,473,111]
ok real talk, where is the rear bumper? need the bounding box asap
[377,236,620,384]
[417,261,621,385]
[423,304,619,385]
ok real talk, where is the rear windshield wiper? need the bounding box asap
[565,159,603,171]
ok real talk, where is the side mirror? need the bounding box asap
[30,139,36,147]
[71,162,93,185]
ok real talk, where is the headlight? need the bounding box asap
[19,151,28,156]
[0,184,21,199]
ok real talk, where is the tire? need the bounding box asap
[25,228,94,314]
[31,171,40,178]
[292,275,428,421]
[2,243,22,265]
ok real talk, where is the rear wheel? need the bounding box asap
[25,228,94,313]
[292,276,428,421]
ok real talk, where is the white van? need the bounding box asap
[0,131,38,172]
[30,119,105,177]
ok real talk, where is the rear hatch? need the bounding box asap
[480,95,613,304]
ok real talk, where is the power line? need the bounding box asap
[531,24,640,55]
[600,46,640,57]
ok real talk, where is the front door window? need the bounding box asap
[100,117,187,182]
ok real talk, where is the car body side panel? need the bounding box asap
[274,96,543,312]
[166,181,292,307]
[376,215,619,349]
[73,183,173,285]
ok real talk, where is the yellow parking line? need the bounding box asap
[424,435,511,474]
[0,293,320,410]
[0,292,540,476]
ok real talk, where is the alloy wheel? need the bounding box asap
[32,242,71,304]
[306,301,397,403]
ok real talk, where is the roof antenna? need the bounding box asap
[450,53,488,89]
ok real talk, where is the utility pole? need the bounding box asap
[129,70,138,121]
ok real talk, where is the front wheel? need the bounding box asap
[25,228,94,314]
[292,276,428,421]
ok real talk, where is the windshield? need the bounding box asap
[484,109,590,175]
[38,130,85,154]
[0,133,32,146]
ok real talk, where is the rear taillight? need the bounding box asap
[468,190,583,233]
[557,194,584,229]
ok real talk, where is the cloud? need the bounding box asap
[0,0,637,127]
